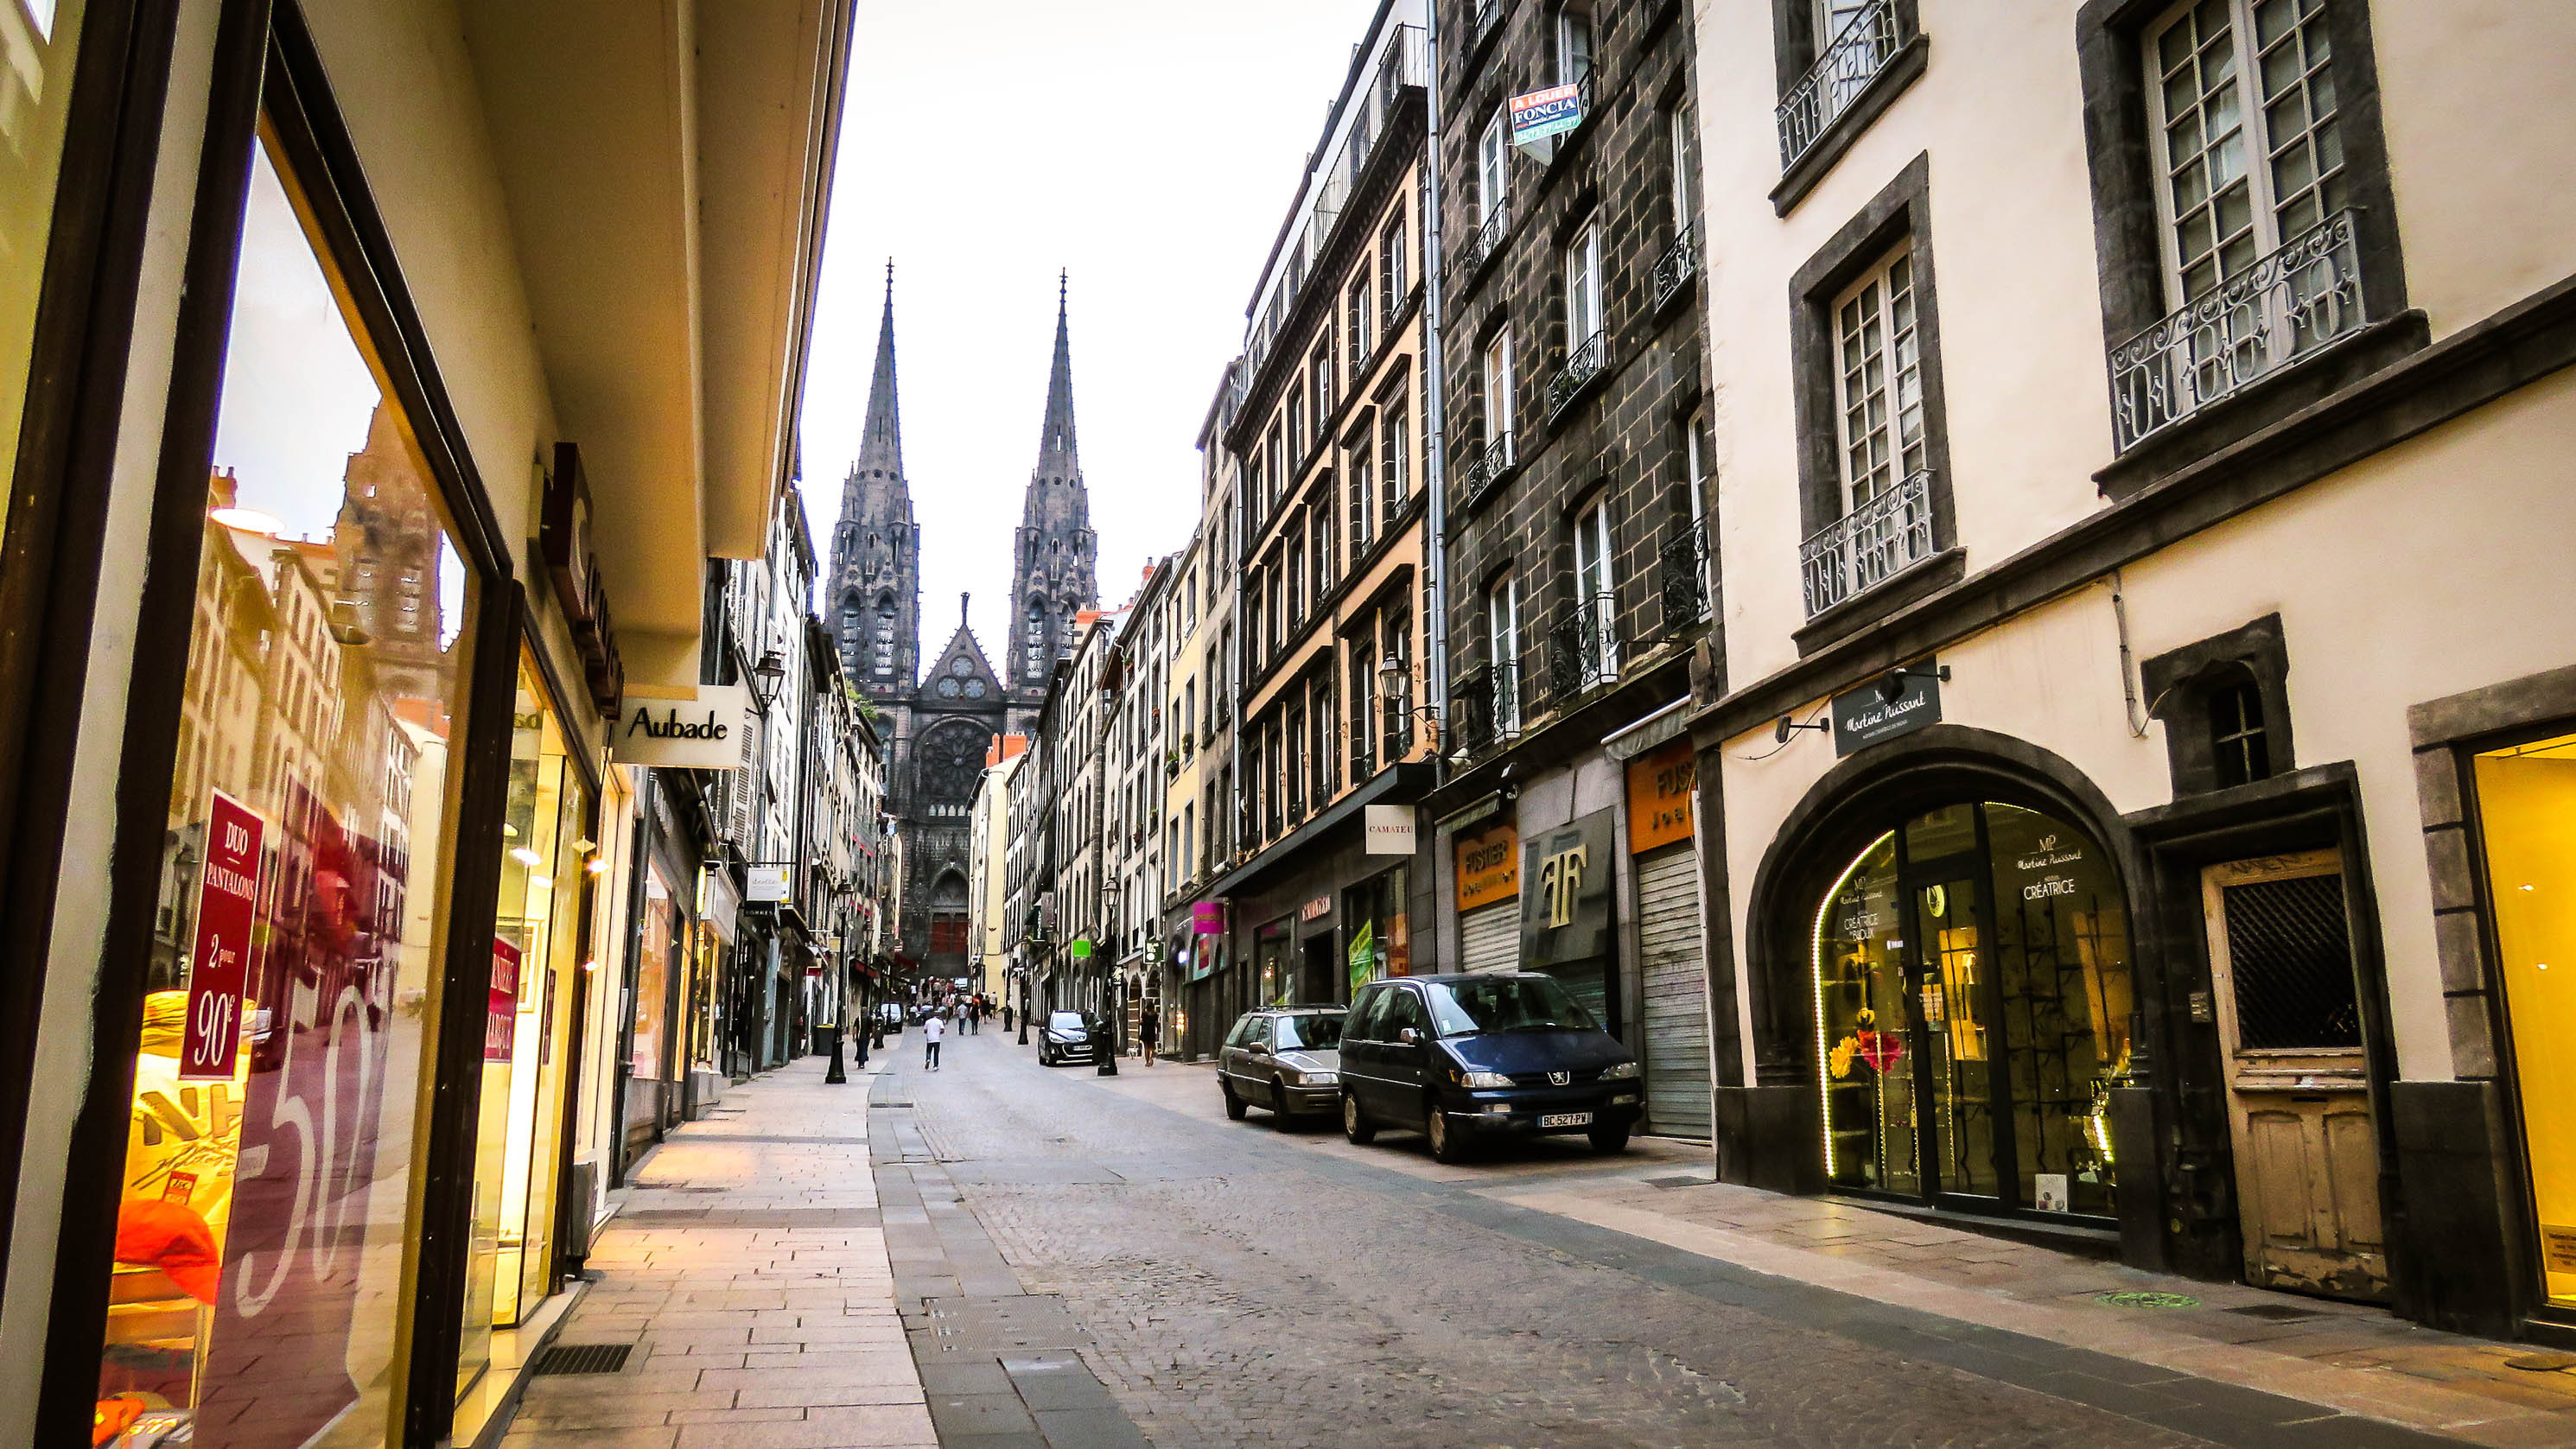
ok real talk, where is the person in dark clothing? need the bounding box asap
[1139,1002,1160,1066]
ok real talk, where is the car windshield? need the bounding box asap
[1048,1012,1085,1032]
[1273,1013,1344,1051]
[1424,976,1596,1037]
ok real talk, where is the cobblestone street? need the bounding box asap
[863,1027,2504,1449]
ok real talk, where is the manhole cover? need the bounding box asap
[2225,1304,2325,1322]
[2096,1291,2202,1310]
[2507,1352,2576,1372]
[1644,1174,1709,1190]
[531,1343,633,1376]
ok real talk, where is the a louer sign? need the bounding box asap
[613,683,751,768]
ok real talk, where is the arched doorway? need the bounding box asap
[1810,800,2133,1219]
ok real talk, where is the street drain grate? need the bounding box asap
[1644,1174,1710,1190]
[531,1344,633,1376]
[2096,1291,2202,1310]
[2226,1304,2326,1322]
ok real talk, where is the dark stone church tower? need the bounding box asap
[826,270,1098,971]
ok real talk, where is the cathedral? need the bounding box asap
[829,271,1098,973]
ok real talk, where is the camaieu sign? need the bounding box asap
[612,683,750,768]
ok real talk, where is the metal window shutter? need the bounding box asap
[1457,900,1517,975]
[1636,844,1711,1141]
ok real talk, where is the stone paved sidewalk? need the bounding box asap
[1500,1173,2576,1448]
[498,1052,933,1449]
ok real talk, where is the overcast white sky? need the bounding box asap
[795,0,1383,658]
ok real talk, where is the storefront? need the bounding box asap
[1341,864,1411,999]
[1521,809,1621,1034]
[1452,817,1520,974]
[1625,740,1710,1141]
[2476,733,2576,1322]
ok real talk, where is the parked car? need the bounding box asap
[1037,1010,1101,1066]
[1338,972,1642,1163]
[1217,1007,1345,1123]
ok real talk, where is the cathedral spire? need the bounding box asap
[1032,270,1078,486]
[858,260,904,479]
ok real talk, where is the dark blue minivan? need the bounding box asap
[1337,972,1642,1162]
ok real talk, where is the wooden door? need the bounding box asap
[2200,850,2389,1301]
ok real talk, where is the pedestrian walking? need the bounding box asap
[968,998,981,1034]
[1002,1001,1014,1034]
[922,1009,945,1071]
[1139,1001,1159,1066]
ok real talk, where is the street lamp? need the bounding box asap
[751,648,788,710]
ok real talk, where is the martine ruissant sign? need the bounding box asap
[1832,664,1943,757]
[612,683,751,768]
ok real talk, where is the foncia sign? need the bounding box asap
[613,683,750,768]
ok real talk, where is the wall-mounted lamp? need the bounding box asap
[1774,715,1830,745]
[1875,664,1951,705]
[752,649,789,709]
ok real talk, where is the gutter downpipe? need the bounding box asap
[1421,5,1452,769]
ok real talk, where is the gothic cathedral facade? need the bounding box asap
[828,276,1097,974]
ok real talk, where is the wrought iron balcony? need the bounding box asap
[1776,0,1905,170]
[1448,208,1505,292]
[1659,529,1711,629]
[1469,0,1502,51]
[1800,468,1934,620]
[1546,592,1622,701]
[2109,210,2366,453]
[1448,664,1519,757]
[1545,329,1607,423]
[1653,223,1700,314]
[1455,430,1517,512]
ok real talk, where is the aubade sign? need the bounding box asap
[612,683,751,769]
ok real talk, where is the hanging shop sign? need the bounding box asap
[486,937,522,1063]
[1070,937,1094,960]
[540,442,625,715]
[1625,740,1696,855]
[1520,809,1616,965]
[613,683,750,768]
[747,863,791,903]
[1455,820,1520,910]
[179,791,264,1081]
[1832,664,1944,756]
[1509,83,1583,149]
[1191,899,1228,935]
[1365,804,1418,855]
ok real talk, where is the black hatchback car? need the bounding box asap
[1037,1010,1103,1066]
[1338,972,1641,1162]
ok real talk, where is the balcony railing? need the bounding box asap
[1653,223,1700,313]
[1545,329,1607,423]
[1468,0,1501,51]
[1800,467,1934,619]
[2109,209,2366,454]
[1776,0,1905,170]
[1448,208,1504,292]
[1455,430,1516,512]
[1547,592,1621,701]
[1449,664,1520,756]
[1659,529,1711,629]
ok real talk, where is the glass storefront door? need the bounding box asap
[2472,731,2576,1312]
[96,132,478,1449]
[1814,802,2133,1219]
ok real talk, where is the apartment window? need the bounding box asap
[2145,0,2341,306]
[2208,673,2274,787]
[1348,645,1377,779]
[1487,575,1522,732]
[1347,276,1371,376]
[1268,568,1285,655]
[1832,244,1924,512]
[1573,497,1619,683]
[1311,342,1335,428]
[1566,219,1604,348]
[1289,526,1309,625]
[1312,676,1339,798]
[1286,703,1307,819]
[1481,333,1514,459]
[1381,405,1409,530]
[1478,110,1509,226]
[1313,495,1335,593]
[1670,99,1700,234]
[1349,437,1374,553]
[1379,218,1409,316]
[1380,605,1413,765]
[1556,3,1594,86]
[1288,393,1307,471]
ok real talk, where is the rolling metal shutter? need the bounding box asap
[1458,901,1517,974]
[1637,844,1711,1141]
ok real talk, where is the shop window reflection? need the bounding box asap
[101,136,474,1449]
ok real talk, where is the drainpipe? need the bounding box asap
[1421,5,1453,768]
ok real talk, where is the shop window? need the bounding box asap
[98,136,479,1446]
[2471,731,2576,1312]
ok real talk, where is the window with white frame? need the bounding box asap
[1574,495,1619,681]
[1670,99,1699,234]
[1346,276,1371,376]
[1481,332,1514,459]
[1486,575,1521,732]
[1565,219,1603,349]
[1556,3,1594,86]
[1380,404,1409,531]
[1683,410,1714,619]
[1349,431,1374,553]
[1478,111,1509,227]
[1816,0,1871,45]
[2145,0,2343,305]
[1379,218,1409,317]
[1831,244,1924,512]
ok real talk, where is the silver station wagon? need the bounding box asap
[1218,1007,1346,1123]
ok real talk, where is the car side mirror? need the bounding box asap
[1247,1041,1269,1056]
[1397,1027,1422,1046]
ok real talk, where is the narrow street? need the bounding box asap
[862,1027,2477,1449]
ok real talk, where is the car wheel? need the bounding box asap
[1342,1091,1377,1145]
[1040,1047,1054,1067]
[1426,1105,1472,1164]
[1223,1080,1247,1121]
[1588,1124,1631,1154]
[1269,1078,1293,1120]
